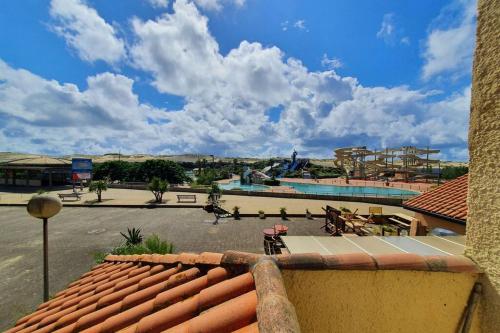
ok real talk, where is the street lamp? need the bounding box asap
[27,195,62,301]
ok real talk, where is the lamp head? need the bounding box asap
[27,195,62,219]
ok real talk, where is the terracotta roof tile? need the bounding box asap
[4,251,480,333]
[403,175,468,222]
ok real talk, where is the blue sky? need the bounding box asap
[0,0,476,160]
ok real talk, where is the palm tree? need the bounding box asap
[89,180,108,202]
[148,177,169,203]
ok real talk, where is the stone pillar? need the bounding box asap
[466,0,500,331]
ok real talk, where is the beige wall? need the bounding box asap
[466,0,500,331]
[414,212,466,235]
[283,270,480,333]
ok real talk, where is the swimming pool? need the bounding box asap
[218,180,270,191]
[281,181,418,198]
[218,180,418,198]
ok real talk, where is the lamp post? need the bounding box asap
[26,194,62,302]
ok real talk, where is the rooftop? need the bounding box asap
[403,174,468,223]
[4,251,479,333]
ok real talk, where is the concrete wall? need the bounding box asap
[466,0,500,331]
[414,212,466,235]
[282,270,480,333]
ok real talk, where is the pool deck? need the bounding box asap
[0,187,412,215]
[218,176,432,194]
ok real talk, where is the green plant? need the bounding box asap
[89,180,108,202]
[263,178,280,186]
[93,251,107,264]
[233,206,241,220]
[120,227,143,246]
[148,177,169,203]
[258,210,265,219]
[207,183,222,202]
[280,207,288,220]
[339,206,352,213]
[144,234,174,254]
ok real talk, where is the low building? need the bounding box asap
[403,174,468,235]
[0,156,72,187]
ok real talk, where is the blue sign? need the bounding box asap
[72,158,92,180]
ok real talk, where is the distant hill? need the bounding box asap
[0,152,468,167]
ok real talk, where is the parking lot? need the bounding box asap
[0,206,325,329]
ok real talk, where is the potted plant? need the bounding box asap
[258,210,266,219]
[233,206,241,220]
[306,209,313,219]
[382,225,394,236]
[280,207,288,220]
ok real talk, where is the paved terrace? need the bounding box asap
[0,206,327,330]
[0,187,412,215]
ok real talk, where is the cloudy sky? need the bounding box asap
[0,0,475,160]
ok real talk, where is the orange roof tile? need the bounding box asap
[403,174,468,223]
[3,251,479,333]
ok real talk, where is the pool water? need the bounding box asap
[219,180,269,191]
[219,180,418,198]
[281,181,418,197]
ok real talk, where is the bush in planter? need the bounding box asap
[280,207,288,220]
[233,206,241,220]
[339,206,351,213]
[258,210,266,219]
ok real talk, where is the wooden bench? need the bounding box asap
[176,194,197,203]
[388,217,411,228]
[58,192,81,201]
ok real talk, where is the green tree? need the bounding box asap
[441,166,468,180]
[89,180,108,202]
[139,159,188,184]
[148,177,169,203]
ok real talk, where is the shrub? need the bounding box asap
[89,180,108,202]
[263,178,280,186]
[94,233,175,263]
[258,210,265,219]
[280,207,287,220]
[233,206,241,220]
[145,234,175,254]
[148,177,169,203]
[441,166,468,180]
[207,183,222,202]
[339,206,351,213]
[120,227,143,246]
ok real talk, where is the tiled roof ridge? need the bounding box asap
[403,174,468,222]
[251,257,301,333]
[105,250,480,273]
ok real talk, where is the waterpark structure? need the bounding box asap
[333,146,441,182]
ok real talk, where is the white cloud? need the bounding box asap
[147,0,169,8]
[281,21,289,31]
[321,54,343,69]
[281,19,308,32]
[376,13,395,43]
[0,0,471,159]
[421,0,476,80]
[400,36,410,45]
[49,0,126,64]
[293,20,307,31]
[192,0,245,11]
